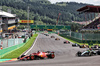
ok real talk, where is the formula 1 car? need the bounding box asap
[55,38,60,40]
[17,51,55,61]
[91,45,100,50]
[45,34,49,36]
[44,34,49,36]
[51,36,55,38]
[76,49,97,57]
[79,44,89,48]
[72,43,80,47]
[63,41,70,44]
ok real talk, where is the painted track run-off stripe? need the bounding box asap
[0,58,17,63]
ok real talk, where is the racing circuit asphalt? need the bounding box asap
[1,33,100,66]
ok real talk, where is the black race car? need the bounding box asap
[72,43,80,47]
[46,34,49,36]
[91,45,100,50]
[44,34,49,36]
[17,51,55,61]
[51,36,55,38]
[63,41,70,44]
[76,49,97,57]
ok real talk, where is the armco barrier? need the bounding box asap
[36,31,57,34]
[60,34,100,44]
[60,34,82,43]
[60,31,100,41]
[0,38,29,58]
[0,43,24,58]
[0,38,24,49]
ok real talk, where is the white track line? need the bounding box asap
[24,34,39,55]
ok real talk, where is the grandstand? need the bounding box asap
[84,17,100,29]
[0,10,17,33]
[59,5,100,44]
[77,5,100,30]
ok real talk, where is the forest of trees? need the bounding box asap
[0,0,93,31]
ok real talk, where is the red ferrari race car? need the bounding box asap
[17,51,55,61]
[63,40,70,44]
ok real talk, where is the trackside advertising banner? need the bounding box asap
[19,20,34,23]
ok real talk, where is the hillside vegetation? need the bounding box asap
[0,0,92,31]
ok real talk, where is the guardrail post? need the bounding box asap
[7,38,8,47]
[70,30,71,37]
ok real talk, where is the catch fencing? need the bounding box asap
[82,33,100,40]
[60,31,100,43]
[0,38,24,49]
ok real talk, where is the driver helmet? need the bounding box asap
[37,51,40,53]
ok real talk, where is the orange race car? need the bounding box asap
[55,38,60,40]
[79,44,89,48]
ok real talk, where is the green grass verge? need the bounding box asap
[2,34,38,59]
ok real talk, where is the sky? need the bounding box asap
[48,0,100,5]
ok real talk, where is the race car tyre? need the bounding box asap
[79,46,82,48]
[49,54,55,59]
[72,45,75,47]
[76,51,81,57]
[97,50,100,55]
[51,54,55,58]
[30,55,35,60]
[64,42,66,44]
[17,57,20,59]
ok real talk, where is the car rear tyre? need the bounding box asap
[30,55,35,60]
[76,51,81,57]
[49,54,55,59]
[97,51,100,55]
